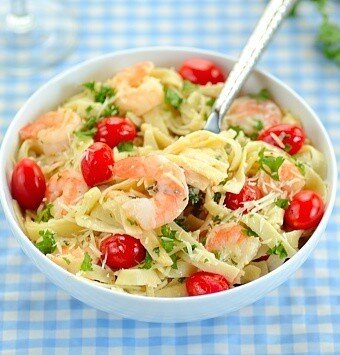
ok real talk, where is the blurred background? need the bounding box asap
[0,0,339,353]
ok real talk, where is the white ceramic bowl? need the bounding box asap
[0,47,337,323]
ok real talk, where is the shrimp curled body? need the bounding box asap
[20,109,81,156]
[109,61,164,116]
[45,169,89,218]
[112,155,189,230]
[224,96,282,135]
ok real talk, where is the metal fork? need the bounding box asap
[204,0,297,133]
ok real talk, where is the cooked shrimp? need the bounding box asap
[224,96,282,135]
[112,154,189,230]
[205,223,260,268]
[20,109,81,156]
[109,61,164,116]
[258,160,305,199]
[45,169,89,218]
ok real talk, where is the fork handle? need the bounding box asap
[205,0,297,132]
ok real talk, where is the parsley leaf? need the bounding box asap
[275,198,290,209]
[249,89,271,102]
[80,252,93,271]
[75,116,98,138]
[36,229,56,255]
[317,18,340,66]
[295,161,306,175]
[139,252,153,269]
[267,242,288,259]
[188,186,200,204]
[165,88,183,109]
[212,215,222,223]
[160,225,178,253]
[83,81,96,91]
[102,104,119,117]
[258,148,285,181]
[170,254,179,269]
[254,120,264,132]
[94,85,116,103]
[174,217,188,231]
[243,226,259,238]
[35,204,54,223]
[117,141,134,152]
[153,247,160,256]
[213,192,222,203]
[206,98,215,107]
[182,80,197,93]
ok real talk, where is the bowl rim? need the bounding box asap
[0,46,337,304]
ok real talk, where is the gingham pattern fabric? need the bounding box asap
[0,0,339,353]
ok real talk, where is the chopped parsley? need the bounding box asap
[80,252,93,271]
[165,88,183,109]
[212,215,222,223]
[243,226,259,238]
[206,98,216,107]
[258,148,285,181]
[219,177,228,186]
[267,242,288,259]
[35,204,54,223]
[295,161,306,175]
[153,247,160,256]
[249,89,271,102]
[170,254,179,269]
[62,257,71,265]
[117,141,134,152]
[275,198,289,209]
[213,250,221,260]
[160,225,178,253]
[229,125,244,137]
[188,186,200,204]
[75,115,98,138]
[178,277,186,283]
[213,192,222,203]
[102,104,119,117]
[139,252,153,269]
[35,229,57,255]
[183,244,198,254]
[174,217,188,231]
[249,120,264,140]
[83,82,116,103]
[182,80,197,93]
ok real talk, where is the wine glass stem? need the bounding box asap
[6,0,35,34]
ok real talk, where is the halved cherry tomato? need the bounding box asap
[100,234,146,270]
[186,271,229,296]
[179,58,225,85]
[284,190,325,230]
[258,124,305,155]
[11,158,46,210]
[224,183,262,211]
[94,116,137,148]
[81,142,114,187]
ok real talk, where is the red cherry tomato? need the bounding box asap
[179,58,225,85]
[284,190,325,230]
[11,158,46,210]
[224,183,262,211]
[258,124,305,155]
[81,142,114,187]
[94,116,137,148]
[186,271,229,296]
[100,234,146,270]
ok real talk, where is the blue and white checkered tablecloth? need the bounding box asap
[1,0,339,353]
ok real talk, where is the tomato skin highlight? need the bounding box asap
[224,183,262,211]
[100,234,146,270]
[186,271,229,296]
[284,190,325,230]
[94,116,137,148]
[81,142,114,187]
[179,58,225,85]
[11,158,46,210]
[258,124,305,155]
